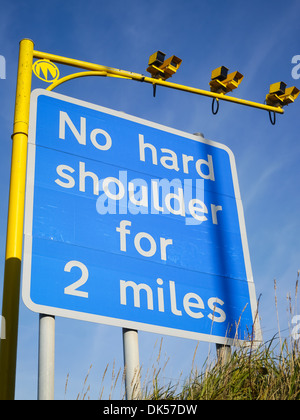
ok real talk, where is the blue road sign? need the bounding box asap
[22,89,261,345]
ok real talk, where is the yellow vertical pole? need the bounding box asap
[0,39,34,400]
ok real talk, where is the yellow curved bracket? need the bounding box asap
[46,71,108,91]
[46,69,134,91]
[40,66,132,91]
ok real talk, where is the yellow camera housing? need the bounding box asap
[147,51,182,80]
[211,66,228,82]
[148,51,165,68]
[209,66,243,94]
[266,82,300,107]
[159,55,182,79]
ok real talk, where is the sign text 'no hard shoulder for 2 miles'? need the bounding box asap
[22,89,260,344]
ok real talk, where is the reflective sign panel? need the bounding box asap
[22,89,261,345]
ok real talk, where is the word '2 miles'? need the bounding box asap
[63,260,227,322]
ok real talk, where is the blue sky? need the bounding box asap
[0,0,300,400]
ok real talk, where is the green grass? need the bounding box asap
[71,334,300,400]
[143,337,300,400]
[71,278,300,400]
[143,278,300,400]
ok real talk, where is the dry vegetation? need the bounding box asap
[69,278,300,400]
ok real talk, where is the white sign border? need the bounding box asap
[22,89,262,346]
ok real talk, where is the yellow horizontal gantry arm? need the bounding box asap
[33,49,284,114]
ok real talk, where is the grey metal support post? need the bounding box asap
[122,328,141,400]
[38,314,55,400]
[216,343,231,365]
